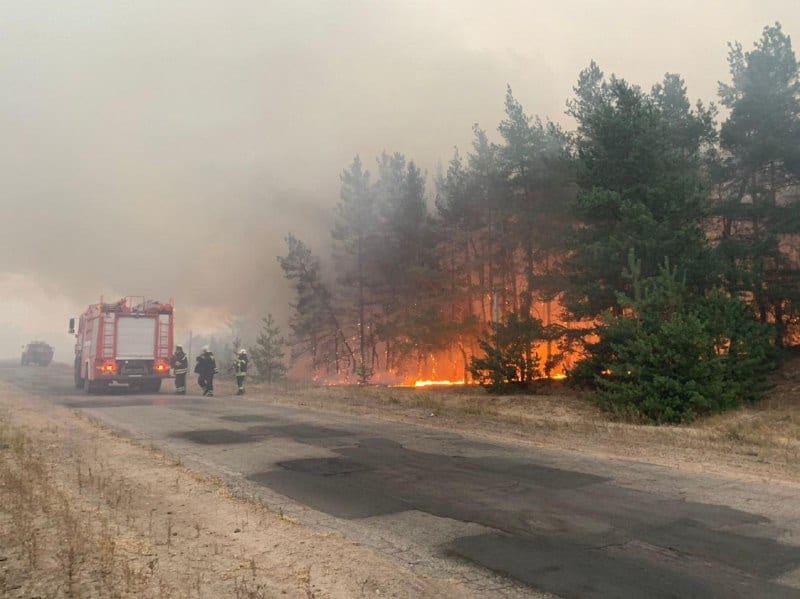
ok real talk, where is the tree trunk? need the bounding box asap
[357,235,366,370]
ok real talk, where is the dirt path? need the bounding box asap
[0,381,470,598]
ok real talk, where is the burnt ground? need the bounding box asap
[3,362,800,598]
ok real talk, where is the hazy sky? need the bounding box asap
[1,0,798,360]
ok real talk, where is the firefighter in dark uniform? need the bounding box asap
[170,344,188,395]
[194,346,217,396]
[234,348,249,395]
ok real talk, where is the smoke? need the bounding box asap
[1,0,797,358]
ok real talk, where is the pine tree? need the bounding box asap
[563,66,716,383]
[469,313,563,393]
[435,127,511,336]
[250,314,288,384]
[497,87,573,371]
[372,152,446,373]
[593,251,774,423]
[714,23,800,346]
[564,66,715,321]
[332,156,379,381]
[278,234,355,374]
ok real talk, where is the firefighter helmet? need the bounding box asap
[238,348,247,355]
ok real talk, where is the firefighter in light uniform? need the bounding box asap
[194,346,217,396]
[234,348,249,395]
[170,344,188,395]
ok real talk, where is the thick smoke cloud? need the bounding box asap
[1,0,798,359]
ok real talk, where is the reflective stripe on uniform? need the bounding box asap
[174,369,188,374]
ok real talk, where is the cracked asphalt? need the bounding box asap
[4,363,800,598]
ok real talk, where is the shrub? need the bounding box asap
[470,314,562,393]
[591,258,775,423]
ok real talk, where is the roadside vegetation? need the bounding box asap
[0,416,282,598]
[0,420,161,597]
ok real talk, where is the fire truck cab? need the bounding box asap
[70,297,174,394]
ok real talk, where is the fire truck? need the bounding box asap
[69,297,174,394]
[21,341,54,366]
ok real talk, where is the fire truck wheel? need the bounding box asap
[84,379,107,395]
[74,359,84,389]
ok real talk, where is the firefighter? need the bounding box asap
[170,344,188,395]
[234,348,249,395]
[194,346,217,396]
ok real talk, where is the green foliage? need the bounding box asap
[372,153,448,371]
[592,255,775,423]
[564,65,715,320]
[470,314,561,393]
[278,234,356,373]
[250,314,288,384]
[332,156,380,381]
[719,23,800,175]
[714,23,800,345]
[498,86,574,314]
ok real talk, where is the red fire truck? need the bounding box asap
[69,297,174,393]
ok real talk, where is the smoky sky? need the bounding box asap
[1,0,798,359]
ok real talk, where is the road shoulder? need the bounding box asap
[0,381,467,598]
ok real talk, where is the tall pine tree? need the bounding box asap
[278,234,355,374]
[332,156,379,381]
[564,65,715,319]
[715,23,800,346]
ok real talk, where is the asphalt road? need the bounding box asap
[4,363,800,598]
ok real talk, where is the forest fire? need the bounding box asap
[274,23,799,405]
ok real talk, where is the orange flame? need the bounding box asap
[413,379,467,388]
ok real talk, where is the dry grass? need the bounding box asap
[0,413,304,598]
[0,420,157,597]
[701,378,800,453]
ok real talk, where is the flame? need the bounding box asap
[413,379,466,387]
[410,373,567,387]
